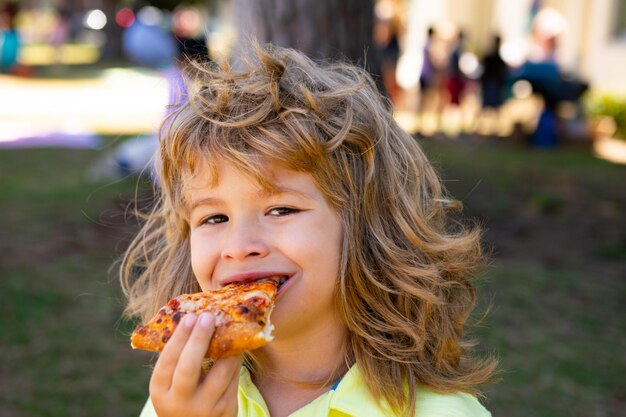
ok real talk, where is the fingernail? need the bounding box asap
[199,313,214,327]
[183,313,197,328]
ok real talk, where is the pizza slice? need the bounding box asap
[130,278,280,359]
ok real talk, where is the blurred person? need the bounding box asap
[0,1,20,73]
[520,33,562,148]
[418,26,447,134]
[121,44,496,417]
[418,26,436,108]
[444,30,467,108]
[480,35,508,109]
[512,9,588,148]
[375,15,401,104]
[475,35,509,135]
[418,27,434,90]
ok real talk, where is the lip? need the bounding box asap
[220,271,293,287]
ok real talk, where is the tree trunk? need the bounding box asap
[232,0,381,82]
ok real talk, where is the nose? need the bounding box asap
[221,217,270,261]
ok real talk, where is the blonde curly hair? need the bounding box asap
[121,44,496,416]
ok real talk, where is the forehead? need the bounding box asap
[184,156,319,200]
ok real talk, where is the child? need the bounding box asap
[121,44,496,417]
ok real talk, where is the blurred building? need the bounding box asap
[399,0,626,93]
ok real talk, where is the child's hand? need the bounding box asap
[149,313,241,417]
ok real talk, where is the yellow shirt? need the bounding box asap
[140,365,491,417]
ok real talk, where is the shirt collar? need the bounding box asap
[238,365,394,417]
[326,366,395,417]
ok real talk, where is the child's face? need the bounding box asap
[186,159,344,341]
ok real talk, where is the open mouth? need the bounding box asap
[277,276,289,289]
[259,275,290,290]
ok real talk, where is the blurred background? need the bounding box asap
[1,0,624,416]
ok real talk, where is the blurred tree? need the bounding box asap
[232,0,381,85]
[100,0,124,60]
[150,0,212,10]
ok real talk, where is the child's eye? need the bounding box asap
[267,207,300,217]
[201,214,229,225]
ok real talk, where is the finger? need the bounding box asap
[199,355,243,400]
[170,313,217,395]
[210,362,241,415]
[150,313,197,394]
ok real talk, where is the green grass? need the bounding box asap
[1,140,625,416]
[473,261,626,416]
[421,139,626,417]
[0,147,154,417]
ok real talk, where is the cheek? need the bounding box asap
[189,232,217,290]
[296,213,343,275]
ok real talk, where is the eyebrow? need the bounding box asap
[188,196,223,212]
[188,187,315,212]
[260,186,315,201]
